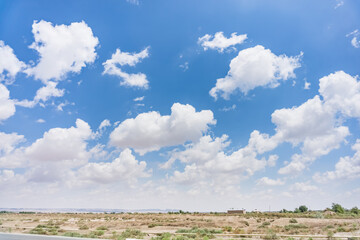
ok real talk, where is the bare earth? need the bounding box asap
[0,212,360,239]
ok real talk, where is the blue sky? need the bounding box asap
[0,0,360,211]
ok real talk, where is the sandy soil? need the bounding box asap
[0,212,359,239]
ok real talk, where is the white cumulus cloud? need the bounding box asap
[210,45,302,99]
[77,148,150,184]
[166,134,275,193]
[198,32,247,52]
[25,20,99,83]
[0,119,92,170]
[0,84,16,121]
[109,103,216,155]
[275,71,360,175]
[234,71,358,176]
[0,41,26,83]
[0,132,24,156]
[314,139,360,182]
[15,81,65,108]
[25,119,92,165]
[103,47,149,88]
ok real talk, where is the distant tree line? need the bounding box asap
[280,203,360,214]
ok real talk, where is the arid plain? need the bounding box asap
[1,212,360,240]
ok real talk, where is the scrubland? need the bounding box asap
[0,211,360,240]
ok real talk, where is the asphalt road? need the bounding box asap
[0,233,100,240]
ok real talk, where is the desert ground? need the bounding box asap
[0,212,360,240]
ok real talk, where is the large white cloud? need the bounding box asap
[0,169,25,190]
[0,84,16,121]
[0,132,24,156]
[25,20,99,83]
[0,41,26,83]
[319,71,360,118]
[15,20,98,108]
[0,119,151,185]
[25,119,92,165]
[274,97,350,175]
[77,148,150,184]
[314,139,360,182]
[0,119,93,170]
[109,103,216,155]
[103,47,149,88]
[210,45,302,99]
[198,32,247,52]
[274,71,360,175]
[166,134,276,192]
[0,41,25,120]
[227,71,359,176]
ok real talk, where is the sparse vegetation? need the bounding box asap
[289,218,297,223]
[78,224,89,230]
[116,228,146,240]
[222,226,232,232]
[332,203,345,214]
[29,223,60,235]
[259,221,271,228]
[62,232,82,237]
[96,225,108,231]
[0,210,359,239]
[264,231,279,240]
[284,224,308,231]
[176,227,222,239]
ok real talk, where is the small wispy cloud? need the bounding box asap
[346,29,360,48]
[179,62,189,71]
[304,78,311,90]
[36,118,45,123]
[126,0,139,5]
[198,32,247,53]
[220,104,236,112]
[334,0,344,9]
[134,96,145,102]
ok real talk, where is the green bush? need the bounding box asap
[149,223,159,228]
[258,222,271,228]
[336,227,346,232]
[222,226,232,232]
[289,218,298,223]
[29,223,60,235]
[264,231,279,240]
[176,227,222,234]
[284,224,308,231]
[79,224,89,230]
[96,225,108,231]
[152,232,172,240]
[117,229,145,240]
[94,230,105,236]
[299,205,308,212]
[331,203,345,214]
[63,232,82,237]
[327,231,334,240]
[351,207,360,215]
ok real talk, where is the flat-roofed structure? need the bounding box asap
[227,209,246,214]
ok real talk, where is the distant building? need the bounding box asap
[227,209,246,214]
